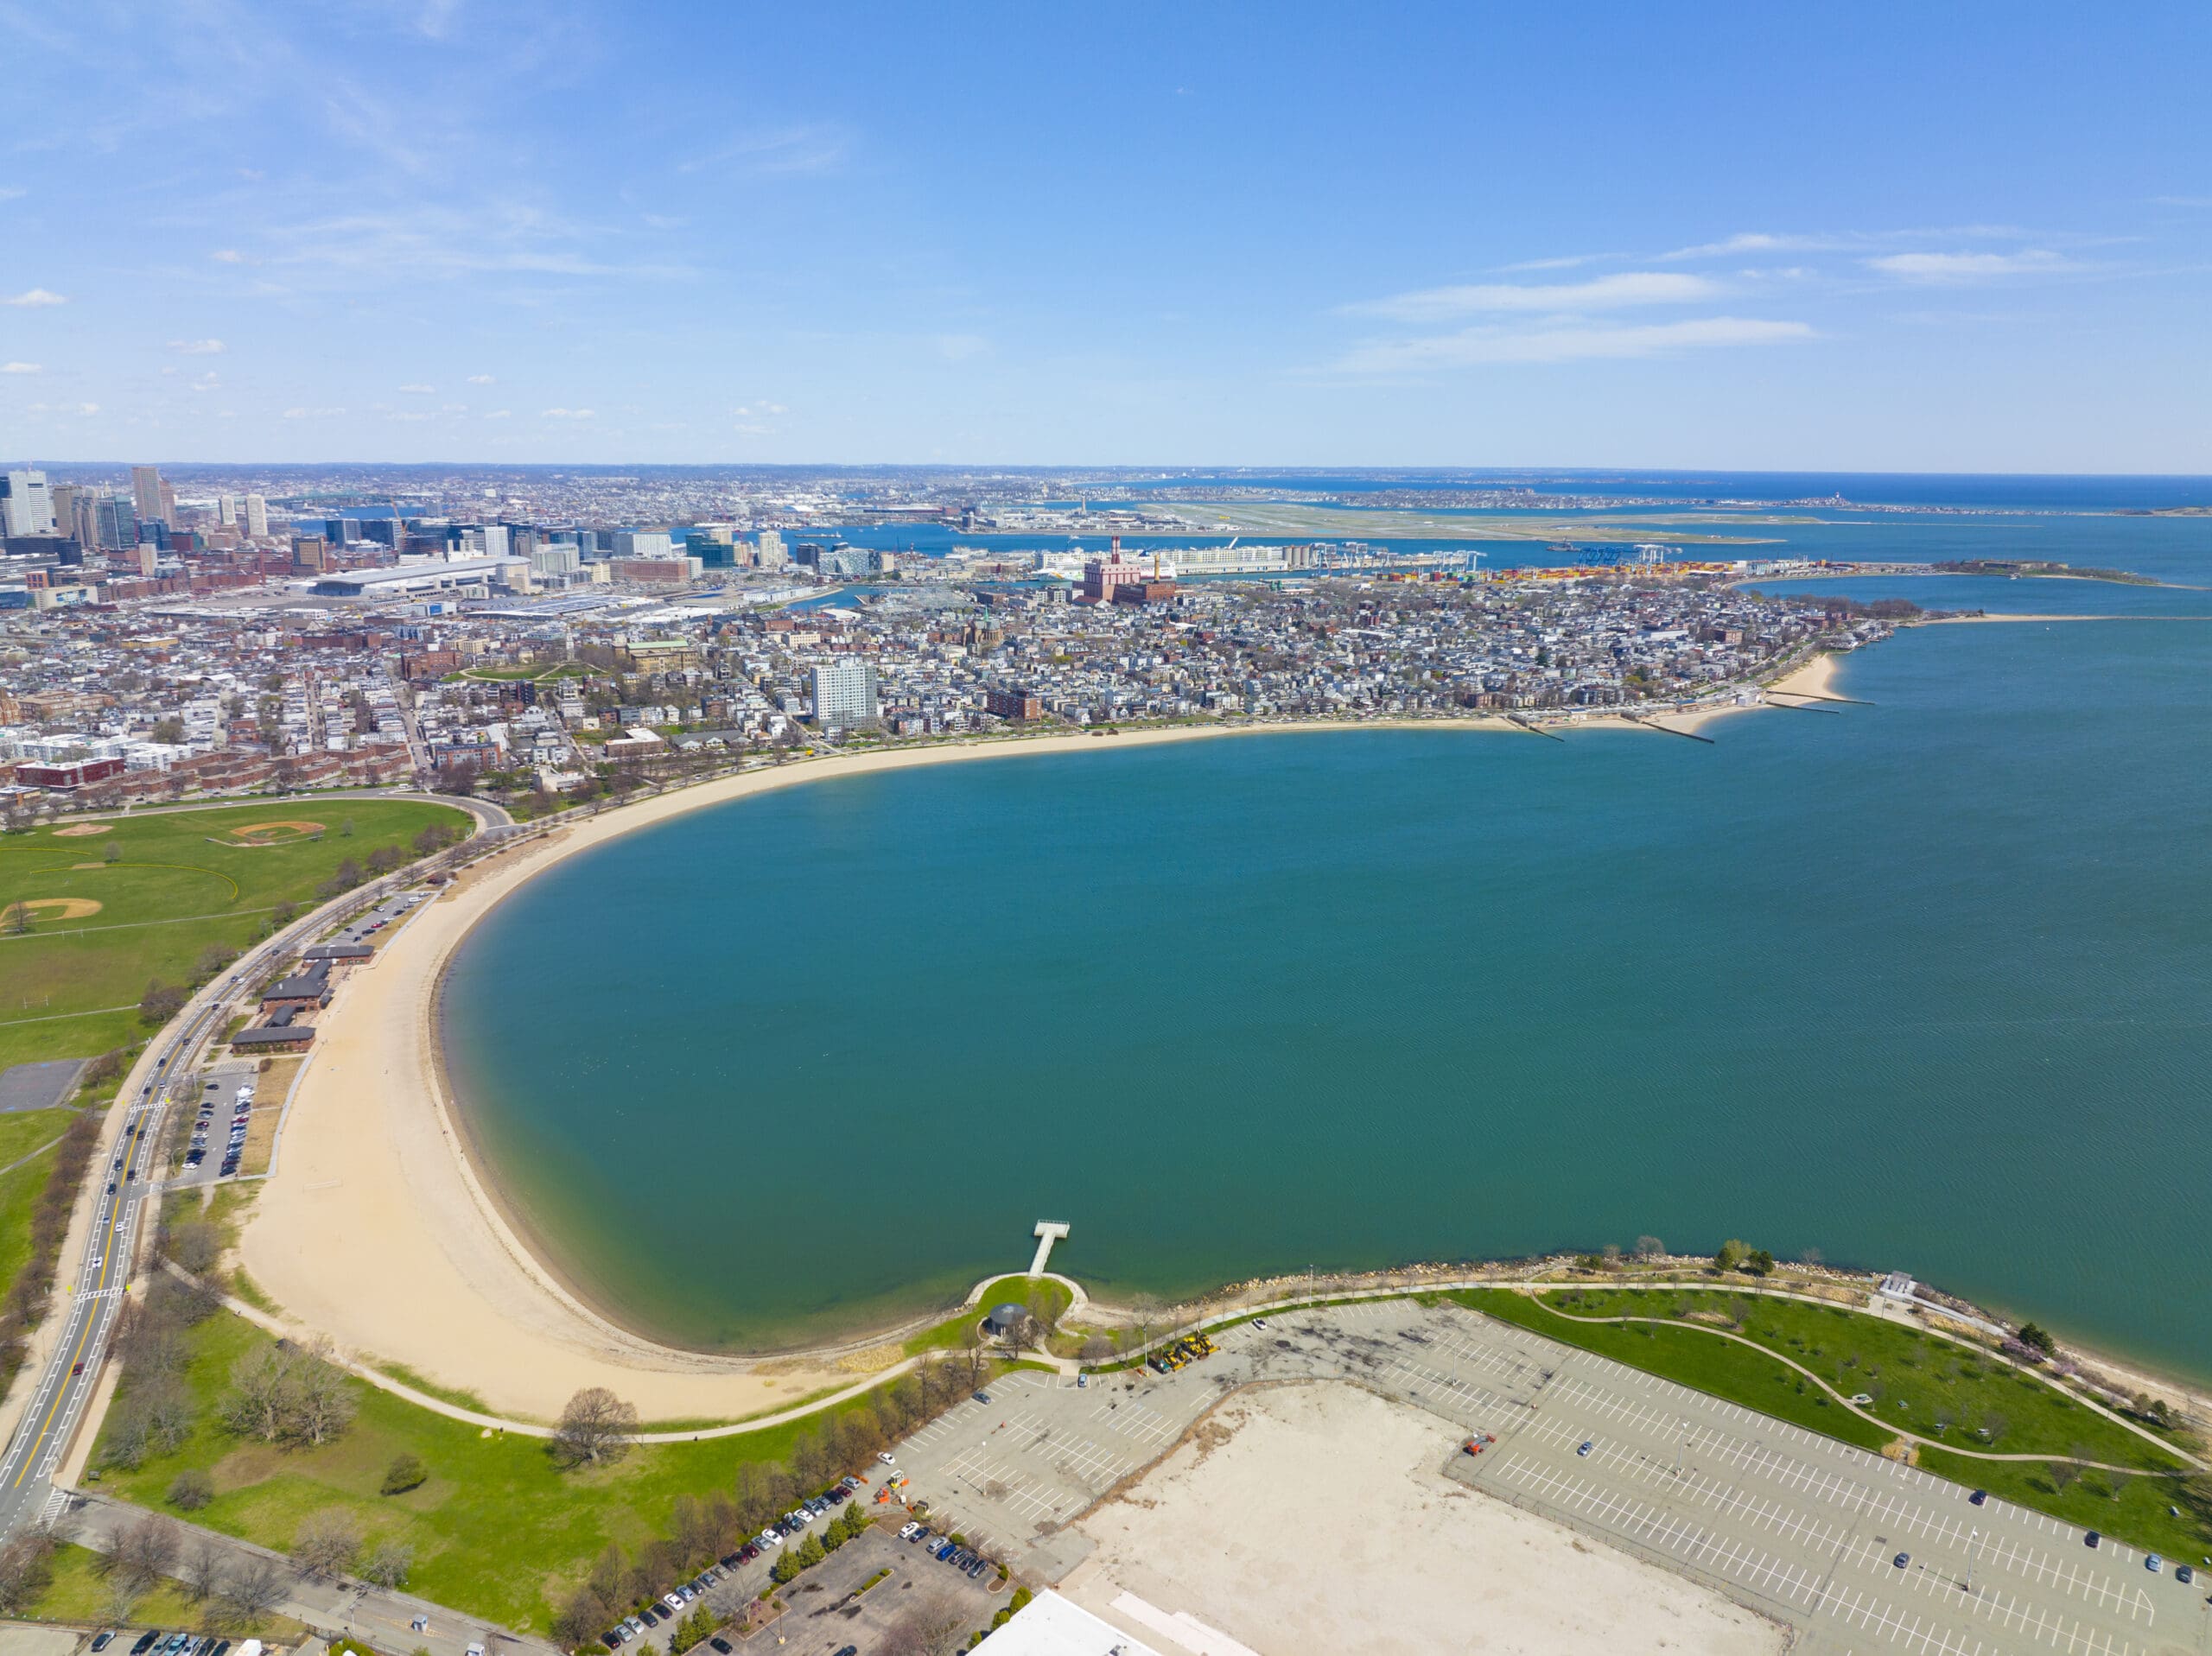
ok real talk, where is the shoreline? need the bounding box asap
[240,650,1961,1417]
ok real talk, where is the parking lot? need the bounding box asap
[888,1298,2211,1656]
[728,1528,1005,1656]
[168,1057,262,1187]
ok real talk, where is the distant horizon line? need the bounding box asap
[6,460,2209,480]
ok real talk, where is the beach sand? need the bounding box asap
[237,695,1849,1418]
[1058,1381,1784,1656]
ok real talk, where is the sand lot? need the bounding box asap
[1058,1382,1784,1656]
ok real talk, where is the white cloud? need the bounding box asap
[1,362,41,375]
[191,371,219,390]
[281,406,346,418]
[210,249,248,263]
[1865,250,2068,282]
[168,338,226,354]
[484,409,511,419]
[397,382,435,393]
[541,406,594,418]
[3,289,67,308]
[1346,272,1719,322]
[465,373,495,384]
[680,124,851,178]
[77,403,98,415]
[1335,316,1815,373]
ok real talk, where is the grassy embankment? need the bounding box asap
[20,1543,307,1639]
[0,800,469,1071]
[93,1202,1040,1636]
[901,1274,1075,1357]
[1444,1288,2210,1560]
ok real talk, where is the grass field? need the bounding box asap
[0,1129,63,1295]
[1442,1288,2211,1561]
[901,1274,1075,1357]
[0,800,468,1069]
[23,1541,309,1637]
[89,1304,1010,1634]
[1529,1286,2183,1469]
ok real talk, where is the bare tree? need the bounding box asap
[105,1512,181,1598]
[0,1529,58,1615]
[552,1387,638,1468]
[181,1533,226,1602]
[221,1345,296,1443]
[289,1508,362,1579]
[359,1537,413,1588]
[219,1555,288,1623]
[287,1339,356,1445]
[880,1591,970,1656]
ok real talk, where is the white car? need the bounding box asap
[898,1522,920,1540]
[877,1451,895,1465]
[661,1593,683,1611]
[758,1528,779,1550]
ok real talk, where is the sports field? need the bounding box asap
[0,799,471,1070]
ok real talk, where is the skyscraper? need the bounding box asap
[95,495,137,550]
[810,659,880,728]
[217,494,239,525]
[756,529,787,570]
[244,494,268,538]
[130,465,168,526]
[0,469,54,536]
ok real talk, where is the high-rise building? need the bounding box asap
[613,529,673,559]
[810,659,880,728]
[0,469,55,536]
[130,465,166,524]
[244,494,268,538]
[95,495,137,550]
[756,529,786,569]
[48,484,80,541]
[217,493,239,526]
[158,479,177,526]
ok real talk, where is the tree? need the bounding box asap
[164,1217,222,1274]
[219,1555,288,1622]
[768,1545,803,1585]
[290,1508,362,1579]
[2016,1322,2055,1355]
[181,1533,225,1601]
[0,1529,57,1615]
[1080,1334,1114,1365]
[1633,1235,1665,1260]
[381,1452,427,1494]
[104,840,123,863]
[795,1530,825,1569]
[103,1512,181,1598]
[139,979,188,1025]
[151,716,185,746]
[552,1386,637,1468]
[1714,1239,1747,1272]
[287,1339,357,1445]
[220,1344,296,1442]
[1746,1248,1776,1276]
[359,1537,413,1588]
[340,818,355,837]
[168,1469,214,1512]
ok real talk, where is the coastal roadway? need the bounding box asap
[0,807,513,1540]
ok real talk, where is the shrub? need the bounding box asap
[381,1452,428,1494]
[167,1469,213,1511]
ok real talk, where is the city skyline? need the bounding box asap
[1,2,2208,470]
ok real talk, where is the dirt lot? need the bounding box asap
[1056,1381,1785,1656]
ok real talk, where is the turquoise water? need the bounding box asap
[443,562,2212,1367]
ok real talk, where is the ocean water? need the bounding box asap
[442,525,2212,1367]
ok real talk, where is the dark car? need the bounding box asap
[719,1552,740,1569]
[2178,1564,2196,1585]
[91,1635,114,1652]
[639,1608,660,1627]
[1893,1552,1910,1569]
[972,1390,992,1405]
[709,1641,734,1655]
[599,1634,620,1650]
[1969,1489,1987,1506]
[834,1646,857,1656]
[2085,1531,2101,1548]
[129,1635,157,1656]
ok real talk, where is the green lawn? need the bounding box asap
[1530,1286,2182,1469]
[23,1542,308,1638]
[1440,1288,2209,1562]
[0,1136,60,1297]
[89,1306,991,1634]
[0,800,469,1068]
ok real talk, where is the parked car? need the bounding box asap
[2177,1564,2196,1585]
[1969,1489,1987,1506]
[129,1633,157,1653]
[709,1641,734,1655]
[877,1451,896,1465]
[2086,1532,2101,1549]
[1893,1552,1910,1569]
[972,1390,992,1405]
[1577,1441,1593,1457]
[91,1634,114,1652]
[2147,1555,2164,1574]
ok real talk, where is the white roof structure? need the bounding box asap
[972,1592,1169,1655]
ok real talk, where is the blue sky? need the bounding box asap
[1,0,2207,469]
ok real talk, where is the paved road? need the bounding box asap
[892,1300,2212,1656]
[60,1490,554,1656]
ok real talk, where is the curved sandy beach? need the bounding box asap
[238,678,1840,1418]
